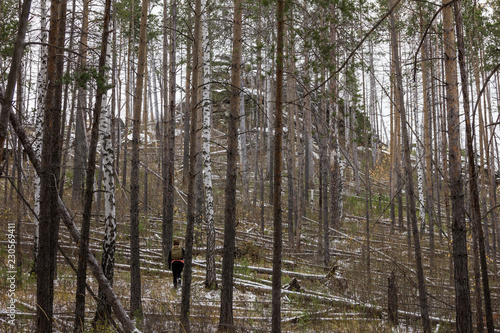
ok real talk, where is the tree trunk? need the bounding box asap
[130,0,149,316]
[36,0,66,329]
[162,0,175,268]
[0,0,31,166]
[182,33,192,187]
[9,108,140,333]
[31,0,48,274]
[201,0,217,290]
[454,3,494,331]
[272,0,284,331]
[72,0,90,208]
[219,0,241,330]
[442,0,473,331]
[181,0,201,330]
[389,0,430,330]
[73,2,112,329]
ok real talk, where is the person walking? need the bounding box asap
[168,239,185,288]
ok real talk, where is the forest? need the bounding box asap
[0,0,500,331]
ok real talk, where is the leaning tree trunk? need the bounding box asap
[454,3,494,331]
[73,1,112,329]
[389,0,430,330]
[93,92,117,325]
[130,0,149,316]
[201,0,217,290]
[442,0,473,331]
[9,103,139,333]
[93,32,116,329]
[0,0,31,166]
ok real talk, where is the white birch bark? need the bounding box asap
[151,56,161,141]
[415,82,426,225]
[266,55,273,176]
[239,76,248,197]
[33,0,48,270]
[99,94,116,283]
[201,0,216,288]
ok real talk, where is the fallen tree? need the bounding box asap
[9,109,140,333]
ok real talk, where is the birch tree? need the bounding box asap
[201,0,217,289]
[31,0,48,274]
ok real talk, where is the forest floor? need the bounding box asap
[1,138,500,332]
[1,178,499,332]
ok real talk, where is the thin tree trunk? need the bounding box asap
[162,0,176,268]
[73,2,112,329]
[72,0,90,208]
[389,0,430,330]
[0,0,31,166]
[181,0,202,330]
[272,0,284,331]
[182,35,192,187]
[454,3,494,331]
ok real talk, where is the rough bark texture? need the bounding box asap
[201,0,217,289]
[32,0,48,274]
[162,0,175,269]
[272,0,284,331]
[36,0,66,329]
[442,0,473,331]
[130,0,149,316]
[219,0,241,330]
[181,0,201,330]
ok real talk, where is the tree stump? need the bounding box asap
[388,270,398,325]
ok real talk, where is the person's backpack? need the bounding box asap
[171,247,183,261]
